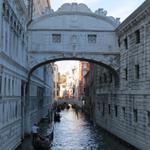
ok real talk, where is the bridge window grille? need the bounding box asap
[52,34,61,43]
[148,111,150,127]
[133,109,138,123]
[88,34,97,43]
[135,65,140,79]
[124,37,128,49]
[135,29,140,44]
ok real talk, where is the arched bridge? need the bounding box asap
[56,99,83,108]
[27,3,120,76]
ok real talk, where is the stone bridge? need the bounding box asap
[56,99,83,108]
[27,3,120,77]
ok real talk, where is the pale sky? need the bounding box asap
[50,0,145,21]
[55,61,80,74]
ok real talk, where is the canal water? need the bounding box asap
[17,108,134,150]
[51,108,132,150]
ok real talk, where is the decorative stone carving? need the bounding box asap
[57,3,92,13]
[95,8,107,16]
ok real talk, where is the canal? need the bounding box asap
[17,108,134,150]
[51,108,132,150]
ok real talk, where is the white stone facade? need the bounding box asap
[0,1,150,150]
[28,3,120,72]
[0,1,54,149]
[93,1,150,150]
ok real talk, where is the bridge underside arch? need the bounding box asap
[28,53,120,81]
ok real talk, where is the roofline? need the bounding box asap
[116,0,149,33]
[28,11,119,29]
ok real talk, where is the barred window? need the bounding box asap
[88,34,97,43]
[135,29,140,44]
[124,37,128,49]
[133,109,138,122]
[52,34,61,43]
[148,111,150,127]
[115,105,118,117]
[135,64,140,79]
[122,107,125,119]
[124,68,128,80]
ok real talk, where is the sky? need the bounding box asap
[55,61,80,74]
[50,0,145,21]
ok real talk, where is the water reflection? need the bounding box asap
[51,108,132,150]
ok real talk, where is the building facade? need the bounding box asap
[85,1,150,150]
[0,0,54,149]
[0,0,150,150]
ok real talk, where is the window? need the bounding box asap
[88,34,97,43]
[124,68,128,80]
[115,105,118,117]
[109,73,113,83]
[147,111,150,127]
[135,29,140,44]
[133,109,138,123]
[124,37,128,49]
[108,104,111,115]
[118,38,121,47]
[135,65,140,79]
[52,34,61,43]
[122,107,125,119]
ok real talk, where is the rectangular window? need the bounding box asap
[115,105,118,117]
[147,111,150,127]
[133,109,138,123]
[135,65,140,79]
[124,68,128,80]
[124,37,128,49]
[108,104,111,115]
[122,107,125,119]
[135,29,140,44]
[52,34,61,43]
[118,38,121,47]
[88,34,97,43]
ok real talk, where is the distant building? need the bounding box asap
[78,61,90,98]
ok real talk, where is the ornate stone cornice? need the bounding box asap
[116,0,150,36]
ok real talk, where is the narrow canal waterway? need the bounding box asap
[51,108,132,150]
[17,108,134,150]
